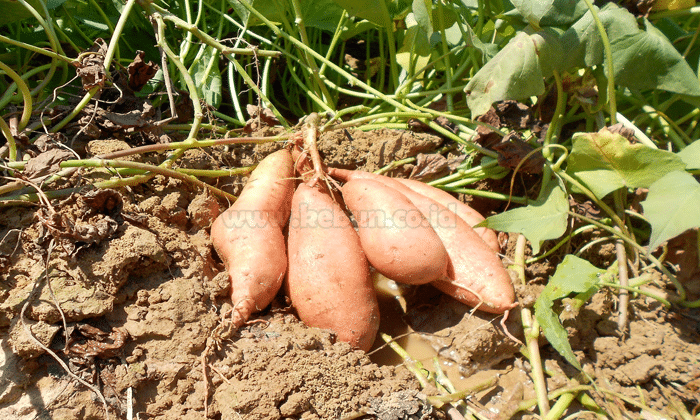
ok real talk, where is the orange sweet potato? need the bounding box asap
[210,149,295,328]
[286,183,380,351]
[394,178,500,252]
[341,178,448,285]
[329,168,515,314]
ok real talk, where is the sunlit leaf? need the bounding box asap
[510,0,587,27]
[642,171,700,251]
[477,179,568,254]
[566,131,686,199]
[559,3,639,70]
[465,29,563,116]
[228,0,287,27]
[678,140,700,170]
[396,24,431,76]
[612,19,700,96]
[190,46,222,108]
[560,4,700,96]
[535,255,604,370]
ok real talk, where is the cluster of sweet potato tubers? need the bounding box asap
[210,141,515,352]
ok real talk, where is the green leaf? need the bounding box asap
[535,255,604,370]
[510,0,588,27]
[331,0,385,25]
[642,171,700,251]
[298,0,345,31]
[611,19,700,96]
[0,0,44,25]
[559,3,639,70]
[413,0,433,35]
[678,140,700,170]
[566,131,686,199]
[228,0,287,27]
[190,46,222,108]
[559,4,700,96]
[478,179,568,254]
[465,29,563,116]
[396,24,431,75]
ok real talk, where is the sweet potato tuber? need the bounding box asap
[341,178,448,285]
[286,183,380,351]
[329,168,515,314]
[393,178,500,252]
[210,149,295,328]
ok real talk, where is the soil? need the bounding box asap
[1,126,699,420]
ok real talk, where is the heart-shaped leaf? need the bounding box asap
[477,179,568,254]
[642,171,700,251]
[535,255,604,370]
[567,131,686,199]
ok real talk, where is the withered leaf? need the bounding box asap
[493,133,545,174]
[80,189,123,216]
[409,153,450,181]
[605,123,636,142]
[76,38,108,90]
[98,102,155,129]
[496,100,531,129]
[128,51,159,92]
[569,196,601,220]
[24,149,75,181]
[244,105,281,133]
[66,324,129,359]
[475,107,502,149]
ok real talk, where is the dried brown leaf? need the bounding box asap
[127,51,159,92]
[408,153,449,181]
[23,149,75,181]
[493,133,545,174]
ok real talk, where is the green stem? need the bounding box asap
[526,225,596,264]
[0,61,32,132]
[544,70,567,160]
[514,234,550,416]
[0,117,17,161]
[235,0,492,156]
[544,391,577,420]
[429,160,500,186]
[568,211,686,302]
[60,159,235,201]
[437,0,454,113]
[446,187,529,203]
[102,0,137,79]
[153,13,203,144]
[50,87,100,133]
[379,333,431,389]
[0,34,72,64]
[580,0,616,124]
[378,0,399,93]
[555,170,627,235]
[598,282,672,307]
[290,0,334,107]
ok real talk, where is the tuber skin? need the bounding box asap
[393,178,500,252]
[341,178,449,285]
[210,149,295,328]
[329,168,515,314]
[286,183,380,351]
